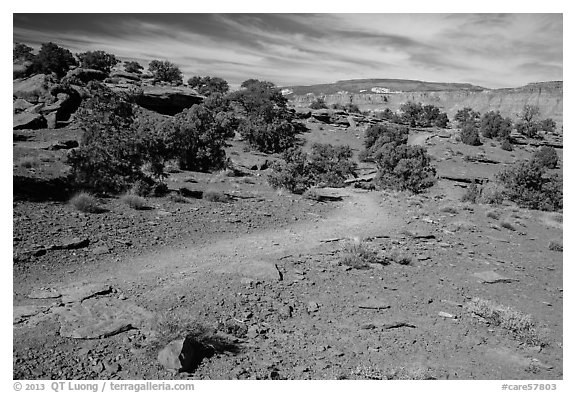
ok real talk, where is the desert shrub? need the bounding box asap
[124,61,143,74]
[268,143,357,193]
[454,107,480,128]
[501,139,513,151]
[238,116,298,154]
[309,98,328,110]
[499,221,516,231]
[539,118,556,133]
[69,192,104,213]
[486,210,500,220]
[461,183,480,203]
[399,102,448,128]
[169,193,189,203]
[496,159,562,211]
[230,79,288,118]
[121,194,149,210]
[533,146,558,169]
[361,123,409,161]
[460,123,482,146]
[548,240,562,252]
[203,190,232,203]
[340,239,385,269]
[14,43,35,62]
[439,205,458,214]
[187,76,230,96]
[76,50,119,74]
[32,42,77,77]
[479,111,512,140]
[465,298,548,346]
[477,182,506,205]
[516,105,542,138]
[148,60,183,84]
[344,103,361,113]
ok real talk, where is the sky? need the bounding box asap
[13,13,563,90]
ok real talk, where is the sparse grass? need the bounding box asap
[203,190,232,203]
[340,239,386,269]
[69,192,104,213]
[548,240,563,252]
[386,249,413,265]
[121,194,150,210]
[486,210,500,220]
[499,221,516,231]
[465,297,549,347]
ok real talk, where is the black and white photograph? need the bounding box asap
[10,6,566,386]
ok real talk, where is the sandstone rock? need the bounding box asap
[58,237,90,250]
[52,297,154,339]
[59,282,111,303]
[13,98,33,113]
[28,288,61,299]
[135,84,203,115]
[45,140,79,150]
[473,270,519,284]
[65,68,107,83]
[358,299,391,310]
[13,112,47,130]
[13,61,33,79]
[13,305,48,324]
[158,336,211,372]
[438,311,455,318]
[110,71,141,81]
[13,74,52,102]
[307,301,320,313]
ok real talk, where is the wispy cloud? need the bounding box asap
[13,13,562,88]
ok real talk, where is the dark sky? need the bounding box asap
[13,13,563,88]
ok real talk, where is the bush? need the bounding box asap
[268,143,357,194]
[14,43,35,62]
[461,183,480,203]
[121,194,149,210]
[309,98,328,110]
[187,76,229,96]
[77,50,119,74]
[148,60,182,84]
[32,42,77,77]
[238,116,298,154]
[501,139,513,151]
[539,118,556,133]
[362,123,409,159]
[340,239,385,269]
[516,105,541,138]
[69,192,104,213]
[496,159,562,211]
[477,182,506,205]
[454,107,480,128]
[124,61,143,74]
[399,102,449,128]
[203,190,232,203]
[533,146,558,169]
[479,111,512,139]
[460,123,482,146]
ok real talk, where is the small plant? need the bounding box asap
[203,190,232,203]
[70,192,104,213]
[387,249,412,265]
[499,221,516,231]
[486,210,500,220]
[121,194,149,210]
[548,240,563,252]
[340,239,385,269]
[465,297,548,346]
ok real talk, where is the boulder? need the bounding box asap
[13,112,46,130]
[135,84,203,115]
[158,336,212,372]
[13,98,34,114]
[13,74,52,103]
[311,109,332,123]
[64,68,107,83]
[110,71,141,82]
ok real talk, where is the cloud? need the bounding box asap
[13,13,562,88]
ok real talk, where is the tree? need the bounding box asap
[32,42,77,77]
[516,105,542,138]
[124,61,143,74]
[13,43,35,61]
[229,79,288,119]
[479,111,512,140]
[187,76,230,96]
[454,107,480,128]
[461,122,482,146]
[399,101,448,128]
[77,50,119,74]
[148,60,183,84]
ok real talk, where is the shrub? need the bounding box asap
[373,145,436,193]
[344,103,360,113]
[486,210,500,220]
[76,50,119,74]
[169,193,189,203]
[460,123,482,146]
[268,143,357,194]
[340,239,385,269]
[533,146,558,169]
[477,182,506,205]
[121,194,149,210]
[499,221,516,231]
[501,139,513,151]
[461,183,480,203]
[454,107,480,128]
[496,159,562,211]
[362,123,409,159]
[548,240,562,252]
[309,98,328,110]
[203,190,232,203]
[238,116,298,154]
[124,61,143,74]
[539,118,556,133]
[399,102,449,128]
[516,105,541,138]
[32,42,77,77]
[479,111,512,140]
[148,60,183,84]
[69,192,103,213]
[14,43,35,61]
[187,76,229,96]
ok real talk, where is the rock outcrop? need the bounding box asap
[134,84,204,116]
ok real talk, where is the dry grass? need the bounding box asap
[121,194,150,210]
[465,297,549,346]
[340,239,385,269]
[69,192,104,213]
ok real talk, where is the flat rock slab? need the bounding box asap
[28,288,61,299]
[59,282,112,304]
[226,260,283,282]
[14,305,49,324]
[51,297,154,339]
[358,299,391,310]
[473,270,519,284]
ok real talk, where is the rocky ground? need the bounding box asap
[12,116,563,380]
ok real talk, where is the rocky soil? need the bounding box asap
[13,114,563,380]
